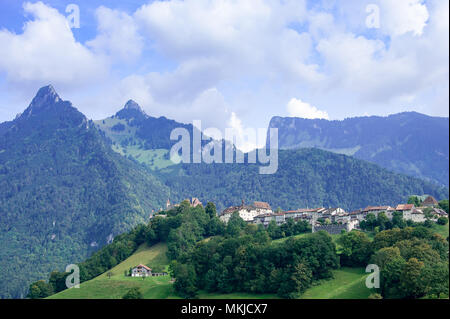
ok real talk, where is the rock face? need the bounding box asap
[21,85,61,117]
[268,112,449,186]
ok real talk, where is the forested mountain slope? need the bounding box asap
[0,86,169,298]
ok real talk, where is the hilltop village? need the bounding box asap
[217,196,447,234]
[152,196,448,235]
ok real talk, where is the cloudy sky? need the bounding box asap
[0,0,448,149]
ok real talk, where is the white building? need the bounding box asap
[219,201,272,223]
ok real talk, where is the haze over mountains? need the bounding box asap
[268,114,449,186]
[0,85,448,298]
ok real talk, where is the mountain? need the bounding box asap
[157,148,448,212]
[267,113,449,186]
[0,86,170,298]
[1,88,448,298]
[96,101,448,212]
[95,102,237,170]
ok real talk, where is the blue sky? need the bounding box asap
[0,0,448,150]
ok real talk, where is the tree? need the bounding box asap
[408,196,422,207]
[107,272,113,279]
[338,231,373,266]
[400,258,425,298]
[27,280,54,299]
[291,263,312,295]
[122,287,143,299]
[205,202,217,218]
[172,263,198,298]
[225,212,246,237]
[437,217,448,225]
[438,200,449,214]
[48,271,68,293]
[391,211,406,229]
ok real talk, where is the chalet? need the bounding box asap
[219,201,272,223]
[132,264,152,277]
[422,196,439,207]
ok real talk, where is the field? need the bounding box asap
[299,267,371,299]
[431,222,449,238]
[48,243,180,299]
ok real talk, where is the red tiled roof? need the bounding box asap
[136,264,151,271]
[253,201,271,210]
[362,206,393,212]
[422,196,438,205]
[396,204,415,211]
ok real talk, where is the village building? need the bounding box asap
[404,208,426,222]
[428,208,447,220]
[322,207,346,216]
[252,213,275,227]
[422,195,439,207]
[348,209,364,221]
[219,201,272,223]
[190,197,203,207]
[361,206,395,219]
[395,203,415,215]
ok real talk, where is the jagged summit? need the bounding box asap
[19,84,66,119]
[29,85,61,109]
[115,99,148,121]
[124,99,141,111]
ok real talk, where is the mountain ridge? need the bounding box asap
[268,113,449,186]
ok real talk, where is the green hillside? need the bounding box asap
[299,268,371,299]
[49,243,178,299]
[49,243,372,300]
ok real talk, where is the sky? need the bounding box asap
[0,0,448,150]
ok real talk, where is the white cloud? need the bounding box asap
[87,6,143,62]
[379,0,429,37]
[134,0,320,85]
[227,111,263,152]
[0,2,107,86]
[286,98,329,119]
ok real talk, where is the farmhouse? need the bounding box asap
[131,264,168,277]
[131,264,152,277]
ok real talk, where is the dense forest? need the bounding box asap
[158,148,448,212]
[269,112,449,186]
